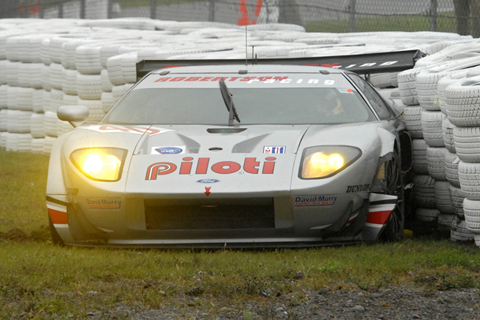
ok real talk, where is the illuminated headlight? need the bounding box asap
[300,146,361,179]
[71,148,127,181]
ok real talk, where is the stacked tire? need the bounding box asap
[446,77,480,244]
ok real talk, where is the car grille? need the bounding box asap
[144,198,275,230]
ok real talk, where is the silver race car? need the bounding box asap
[46,51,420,248]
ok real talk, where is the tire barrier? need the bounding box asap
[1,18,480,246]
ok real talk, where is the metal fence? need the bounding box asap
[2,0,477,36]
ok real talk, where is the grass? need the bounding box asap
[1,149,480,318]
[0,150,50,239]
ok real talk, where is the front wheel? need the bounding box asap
[380,152,405,241]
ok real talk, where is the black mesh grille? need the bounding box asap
[145,198,275,230]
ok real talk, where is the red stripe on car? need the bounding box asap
[48,208,68,225]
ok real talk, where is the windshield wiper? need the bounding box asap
[219,78,241,126]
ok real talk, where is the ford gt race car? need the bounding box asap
[46,51,419,248]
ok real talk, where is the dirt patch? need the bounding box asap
[0,227,49,242]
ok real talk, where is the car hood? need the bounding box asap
[125,124,309,195]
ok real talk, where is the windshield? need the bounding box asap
[102,74,376,125]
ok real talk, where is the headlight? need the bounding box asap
[300,146,361,179]
[70,148,127,181]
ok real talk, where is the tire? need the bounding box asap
[412,139,429,174]
[421,110,444,147]
[445,76,480,127]
[398,68,422,106]
[444,151,460,188]
[458,161,480,200]
[453,126,480,163]
[450,217,474,242]
[463,198,480,232]
[436,71,468,115]
[426,146,448,181]
[437,212,456,231]
[402,106,423,139]
[413,175,436,209]
[434,181,455,214]
[415,69,448,111]
[441,116,456,153]
[381,152,405,241]
[449,184,466,218]
[415,208,441,222]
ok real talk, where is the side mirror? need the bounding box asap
[57,105,89,127]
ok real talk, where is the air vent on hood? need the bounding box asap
[207,128,247,134]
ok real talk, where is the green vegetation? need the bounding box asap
[1,149,480,318]
[0,150,50,238]
[306,14,458,33]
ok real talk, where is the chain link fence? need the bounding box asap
[2,0,478,36]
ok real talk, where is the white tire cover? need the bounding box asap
[416,69,450,111]
[0,85,7,110]
[413,174,436,209]
[415,208,441,222]
[76,73,102,100]
[437,212,456,231]
[31,137,45,154]
[458,161,480,200]
[434,180,455,214]
[444,151,461,188]
[435,70,468,114]
[30,113,45,139]
[32,89,44,114]
[426,146,448,181]
[6,110,32,134]
[62,69,79,95]
[421,110,444,147]
[463,198,480,232]
[402,106,423,139]
[101,92,115,113]
[43,135,56,155]
[451,217,474,241]
[449,184,466,217]
[44,110,60,138]
[412,138,429,174]
[453,126,480,163]
[445,76,480,127]
[441,116,456,153]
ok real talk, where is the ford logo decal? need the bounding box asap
[196,179,220,184]
[155,147,183,154]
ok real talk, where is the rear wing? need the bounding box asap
[136,49,424,80]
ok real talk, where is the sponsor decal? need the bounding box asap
[145,156,276,180]
[155,76,290,83]
[82,125,168,136]
[86,199,122,209]
[263,146,286,154]
[338,88,354,94]
[324,80,335,85]
[346,184,370,193]
[152,146,184,154]
[204,187,211,196]
[294,195,337,207]
[196,179,220,183]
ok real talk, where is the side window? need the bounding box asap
[347,73,394,120]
